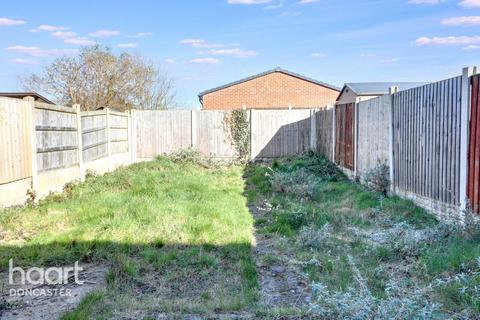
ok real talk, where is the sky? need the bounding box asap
[0,0,479,109]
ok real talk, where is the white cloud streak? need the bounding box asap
[459,0,480,8]
[116,43,137,48]
[227,0,271,4]
[180,38,234,48]
[126,32,153,38]
[11,58,38,65]
[0,18,26,26]
[189,58,221,64]
[415,35,480,45]
[5,45,78,57]
[408,0,440,4]
[442,16,480,26]
[64,37,96,45]
[50,31,77,39]
[89,29,120,38]
[29,24,69,32]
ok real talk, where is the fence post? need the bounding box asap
[73,104,84,181]
[310,109,317,152]
[250,109,254,160]
[105,107,112,171]
[389,86,399,192]
[23,96,38,194]
[191,109,197,148]
[332,104,336,163]
[354,103,359,177]
[460,66,477,211]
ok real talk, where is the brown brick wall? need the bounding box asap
[201,72,340,110]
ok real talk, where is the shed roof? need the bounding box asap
[198,67,341,98]
[0,92,55,105]
[338,82,427,98]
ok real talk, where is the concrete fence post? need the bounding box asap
[105,107,112,171]
[250,109,254,160]
[310,109,317,152]
[354,103,359,177]
[332,104,336,163]
[460,66,477,211]
[23,96,38,194]
[389,86,399,192]
[73,104,85,181]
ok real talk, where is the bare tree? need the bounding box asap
[22,45,175,111]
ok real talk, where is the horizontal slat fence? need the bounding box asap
[81,111,107,162]
[0,98,32,184]
[357,95,391,177]
[35,102,79,172]
[393,76,463,206]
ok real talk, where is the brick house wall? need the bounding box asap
[199,70,340,110]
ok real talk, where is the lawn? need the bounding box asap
[0,150,257,318]
[1,151,479,319]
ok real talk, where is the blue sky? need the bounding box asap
[0,0,479,108]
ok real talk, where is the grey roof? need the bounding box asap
[198,67,341,98]
[344,82,427,96]
[0,92,55,105]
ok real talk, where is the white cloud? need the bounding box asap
[116,43,137,48]
[459,0,480,7]
[415,35,480,45]
[180,38,233,48]
[298,0,319,4]
[29,24,69,32]
[64,37,96,46]
[89,29,120,38]
[462,44,480,49]
[264,3,284,9]
[442,16,480,26]
[164,58,176,64]
[189,58,221,64]
[0,18,26,26]
[227,0,271,4]
[408,0,440,4]
[310,52,327,58]
[126,32,153,38]
[5,45,78,57]
[11,58,38,65]
[201,48,258,58]
[50,31,77,39]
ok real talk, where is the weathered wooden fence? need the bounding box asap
[468,74,480,213]
[250,109,312,159]
[393,77,463,209]
[335,103,355,170]
[315,106,334,161]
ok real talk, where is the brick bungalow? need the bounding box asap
[198,68,340,110]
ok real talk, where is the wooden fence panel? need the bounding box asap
[109,112,129,155]
[357,95,391,177]
[315,107,334,161]
[468,74,480,213]
[0,98,32,184]
[135,110,192,159]
[81,111,107,162]
[335,103,355,170]
[251,109,312,159]
[393,76,462,206]
[34,103,78,172]
[195,111,238,159]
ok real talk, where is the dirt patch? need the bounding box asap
[250,203,311,309]
[0,263,107,320]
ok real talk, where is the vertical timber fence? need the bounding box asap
[1,66,480,222]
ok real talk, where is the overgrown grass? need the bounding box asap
[0,150,257,317]
[245,153,480,319]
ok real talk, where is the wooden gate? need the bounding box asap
[468,74,480,213]
[335,103,355,170]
